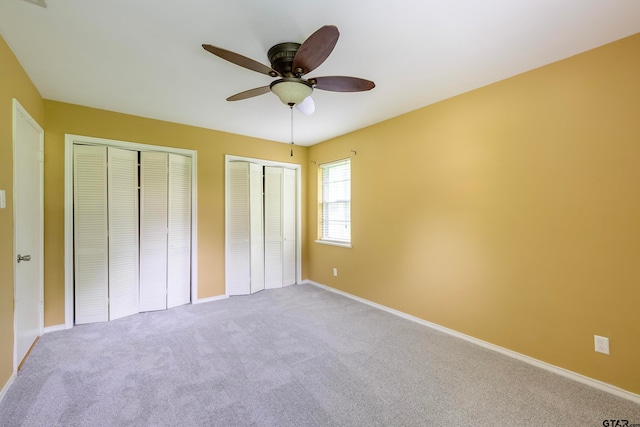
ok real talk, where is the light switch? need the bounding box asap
[0,190,6,209]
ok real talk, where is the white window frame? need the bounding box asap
[316,158,352,248]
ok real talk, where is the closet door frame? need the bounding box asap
[224,155,302,295]
[63,134,198,329]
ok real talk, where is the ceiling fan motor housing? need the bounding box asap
[268,42,301,77]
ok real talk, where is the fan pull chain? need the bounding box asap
[290,105,294,157]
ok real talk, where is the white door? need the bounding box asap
[228,162,252,295]
[74,145,109,324]
[13,100,43,369]
[248,162,265,294]
[107,147,140,320]
[167,154,192,308]
[227,161,265,295]
[140,152,192,311]
[264,167,296,288]
[140,152,169,312]
[264,167,283,289]
[282,168,296,286]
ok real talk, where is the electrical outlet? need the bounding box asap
[594,335,610,355]
[333,268,338,277]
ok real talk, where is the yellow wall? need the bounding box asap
[308,33,640,394]
[3,27,639,399]
[0,35,44,391]
[43,101,309,326]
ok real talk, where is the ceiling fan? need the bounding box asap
[202,25,375,114]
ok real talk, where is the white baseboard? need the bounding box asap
[43,324,66,334]
[195,294,228,304]
[303,280,640,405]
[0,372,16,404]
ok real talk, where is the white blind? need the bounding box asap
[320,159,351,243]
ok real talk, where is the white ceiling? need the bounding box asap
[2,0,640,146]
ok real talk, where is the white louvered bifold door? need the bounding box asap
[74,145,109,325]
[228,162,251,295]
[249,162,265,294]
[167,154,192,308]
[282,168,296,286]
[107,147,140,321]
[264,167,283,289]
[140,152,169,312]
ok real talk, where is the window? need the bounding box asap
[318,158,351,245]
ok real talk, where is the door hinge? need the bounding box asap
[39,151,44,162]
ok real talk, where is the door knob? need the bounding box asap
[17,254,31,263]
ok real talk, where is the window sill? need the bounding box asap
[315,239,352,249]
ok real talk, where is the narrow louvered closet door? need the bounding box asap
[228,161,264,295]
[140,152,168,312]
[74,145,109,324]
[249,162,265,294]
[264,167,283,289]
[228,162,251,295]
[108,147,140,320]
[282,168,296,286]
[167,154,192,308]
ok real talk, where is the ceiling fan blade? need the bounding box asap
[292,25,340,75]
[202,44,279,77]
[296,96,315,115]
[312,76,376,92]
[226,86,271,101]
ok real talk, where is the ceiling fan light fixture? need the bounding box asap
[270,79,313,106]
